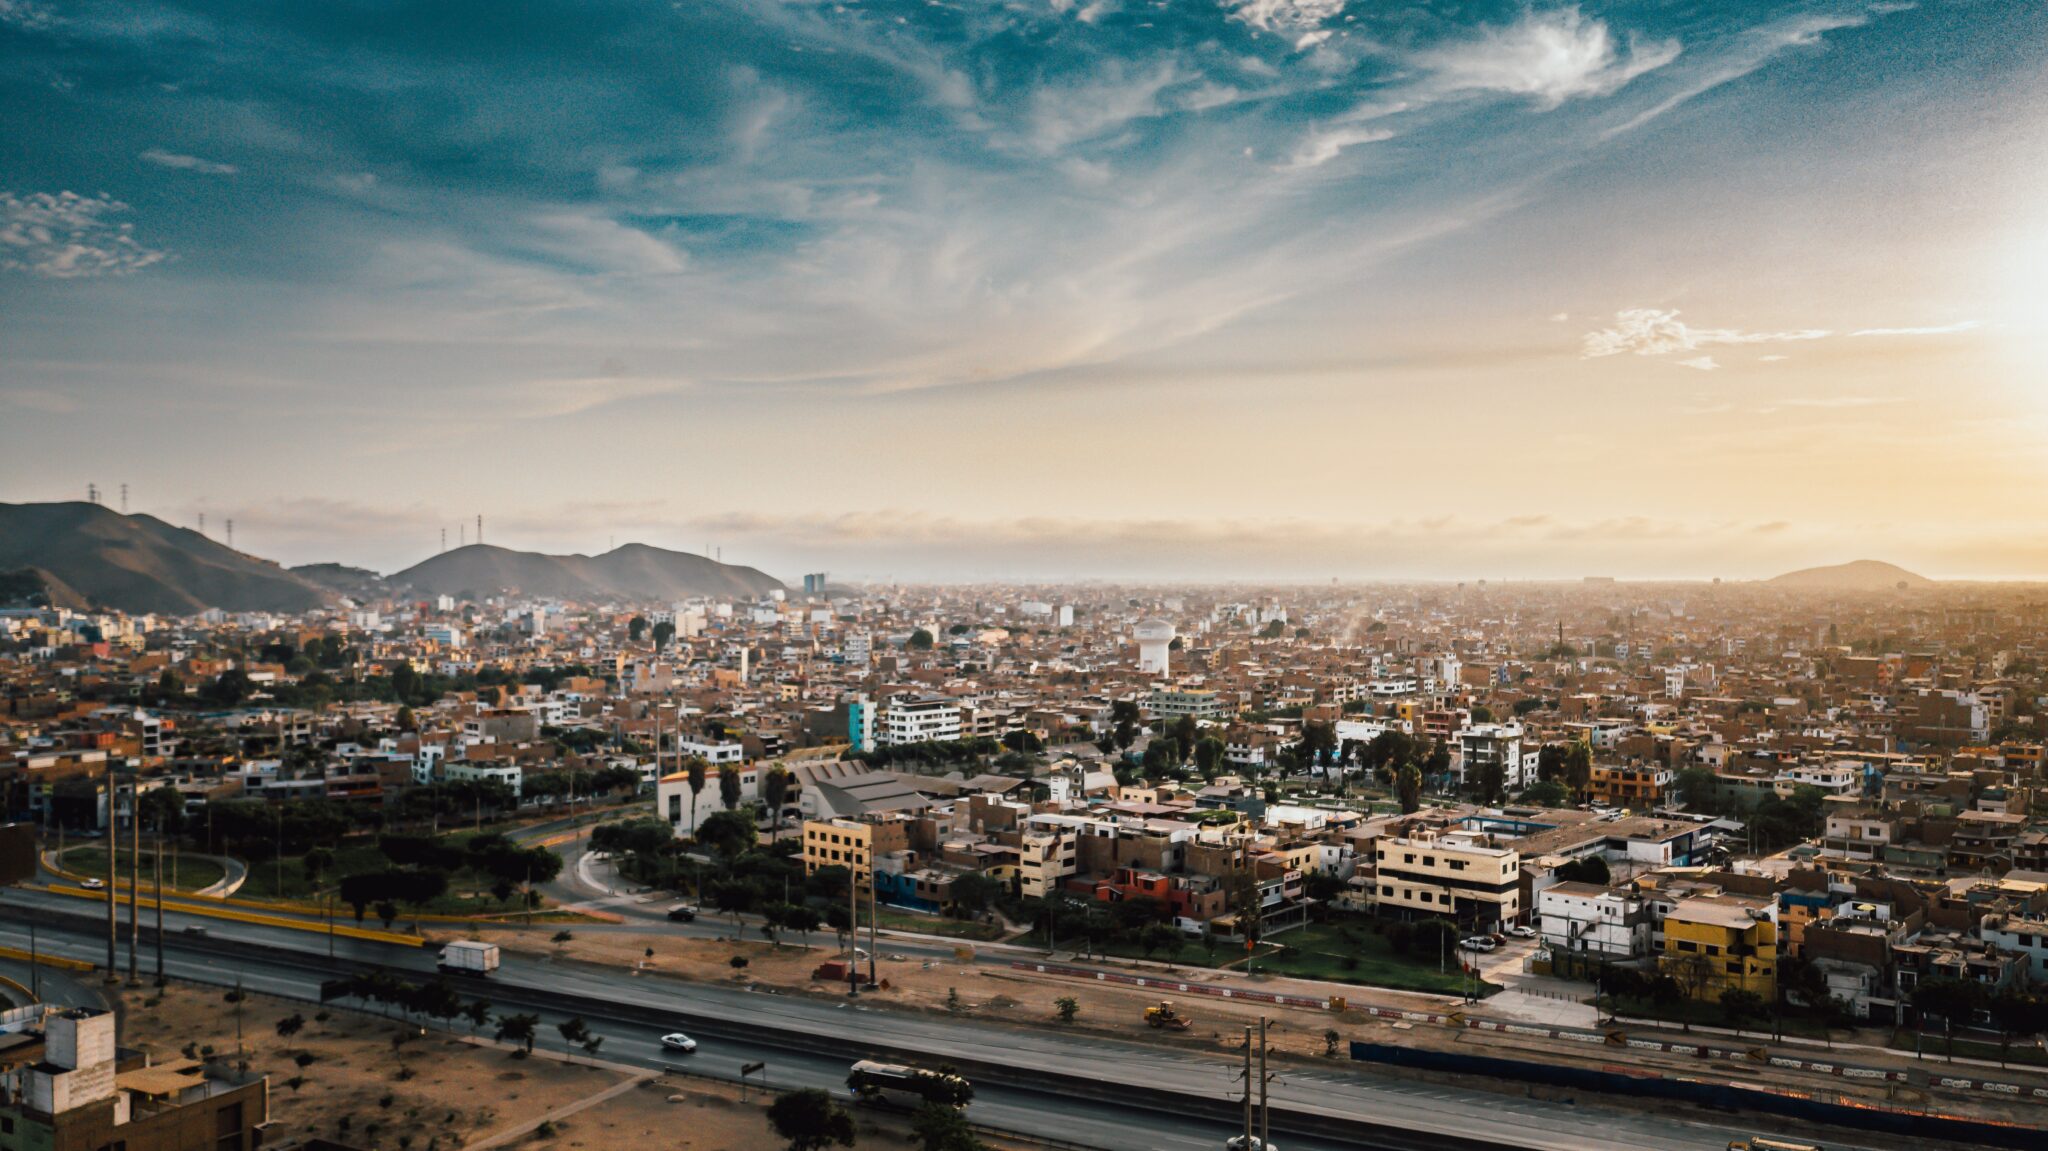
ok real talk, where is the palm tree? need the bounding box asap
[762,767,791,840]
[684,757,708,841]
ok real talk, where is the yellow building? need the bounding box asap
[1372,832,1521,927]
[801,817,910,892]
[1659,895,1778,1002]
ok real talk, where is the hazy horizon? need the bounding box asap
[5,2,2044,582]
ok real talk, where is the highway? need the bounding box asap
[0,888,1769,1151]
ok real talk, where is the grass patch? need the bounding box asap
[59,846,226,893]
[1888,1031,2048,1067]
[870,908,1006,942]
[1253,922,1495,997]
[233,837,546,918]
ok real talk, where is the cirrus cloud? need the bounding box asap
[1420,6,1680,108]
[0,191,166,278]
[1581,308,1830,359]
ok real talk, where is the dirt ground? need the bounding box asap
[114,981,1051,1151]
[460,925,2048,1131]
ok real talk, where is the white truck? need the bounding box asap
[437,940,501,976]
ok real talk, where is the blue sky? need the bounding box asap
[4,1,2045,581]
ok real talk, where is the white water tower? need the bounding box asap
[1134,618,1175,676]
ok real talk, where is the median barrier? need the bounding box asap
[1349,1040,2044,1150]
[42,884,424,946]
[0,944,96,972]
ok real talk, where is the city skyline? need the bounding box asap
[4,1,2045,580]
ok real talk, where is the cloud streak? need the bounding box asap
[0,191,166,278]
[1581,308,1830,359]
[140,149,239,176]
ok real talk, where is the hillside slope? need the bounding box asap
[0,502,329,614]
[387,542,781,600]
[1767,559,1933,591]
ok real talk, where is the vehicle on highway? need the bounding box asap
[1508,925,1537,939]
[437,940,501,975]
[847,1060,972,1111]
[80,878,104,889]
[1225,1138,1278,1150]
[1459,936,1498,951]
[660,1032,698,1053]
[1726,1139,1821,1151]
[666,905,698,922]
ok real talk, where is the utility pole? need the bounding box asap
[153,814,165,984]
[1240,1025,1254,1148]
[867,862,879,988]
[103,765,118,982]
[128,784,141,985]
[1259,1016,1271,1151]
[847,872,860,998]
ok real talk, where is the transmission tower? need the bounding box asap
[198,513,206,536]
[476,514,483,545]
[441,528,447,553]
[225,519,235,550]
[87,483,99,505]
[119,484,128,514]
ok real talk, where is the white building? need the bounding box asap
[1456,722,1527,790]
[882,696,962,746]
[1539,882,1650,958]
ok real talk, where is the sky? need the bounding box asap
[3,0,2046,583]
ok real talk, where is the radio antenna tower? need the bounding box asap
[441,527,447,553]
[225,519,235,550]
[477,514,483,545]
[120,484,129,514]
[460,522,466,547]
[198,513,206,537]
[87,483,99,505]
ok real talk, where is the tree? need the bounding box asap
[1140,739,1177,776]
[1673,767,1721,810]
[555,1017,591,1061]
[949,872,1003,918]
[1562,741,1593,797]
[1396,764,1423,814]
[719,763,743,811]
[1517,780,1570,807]
[1472,755,1506,804]
[766,1088,856,1151]
[1137,922,1182,961]
[1913,976,1988,1058]
[1720,989,1766,1036]
[696,809,757,858]
[1054,997,1079,1024]
[685,757,708,840]
[908,628,935,651]
[275,1013,306,1051]
[629,616,648,642]
[1299,721,1337,767]
[762,766,791,839]
[1165,715,1200,763]
[910,1103,985,1151]
[1193,736,1226,780]
[494,1012,539,1054]
[651,620,676,649]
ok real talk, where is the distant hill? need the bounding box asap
[1767,559,1933,591]
[387,542,782,601]
[0,502,328,614]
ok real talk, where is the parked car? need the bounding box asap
[1460,936,1498,952]
[666,905,698,923]
[660,1033,698,1053]
[80,878,105,890]
[1508,925,1538,939]
[1226,1137,1278,1150]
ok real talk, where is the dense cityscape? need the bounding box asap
[4,539,2048,1151]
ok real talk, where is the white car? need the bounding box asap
[660,1033,698,1053]
[1226,1137,1278,1150]
[80,878,105,890]
[1460,936,1498,952]
[1508,925,1538,939]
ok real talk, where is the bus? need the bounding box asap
[1727,1138,1823,1151]
[847,1060,973,1111]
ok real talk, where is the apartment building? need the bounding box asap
[0,1008,268,1151]
[1659,895,1778,1002]
[881,696,961,746]
[1456,723,1526,791]
[1587,762,1673,808]
[1147,688,1226,719]
[1538,882,1649,959]
[801,816,912,892]
[1372,832,1521,928]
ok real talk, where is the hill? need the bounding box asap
[0,502,329,614]
[387,542,782,600]
[0,567,88,611]
[1767,559,1933,591]
[291,562,386,598]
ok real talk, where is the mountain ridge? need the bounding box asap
[386,541,783,601]
[0,502,328,614]
[1767,559,1933,591]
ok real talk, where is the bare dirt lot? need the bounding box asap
[114,981,1051,1151]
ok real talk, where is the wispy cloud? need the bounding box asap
[1581,308,1830,359]
[1677,356,1719,371]
[1780,395,1906,409]
[1224,0,1346,34]
[0,0,54,31]
[140,149,238,176]
[1601,11,1875,139]
[1420,7,1680,108]
[1851,320,1981,337]
[0,191,166,278]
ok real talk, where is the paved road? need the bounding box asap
[0,888,1783,1151]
